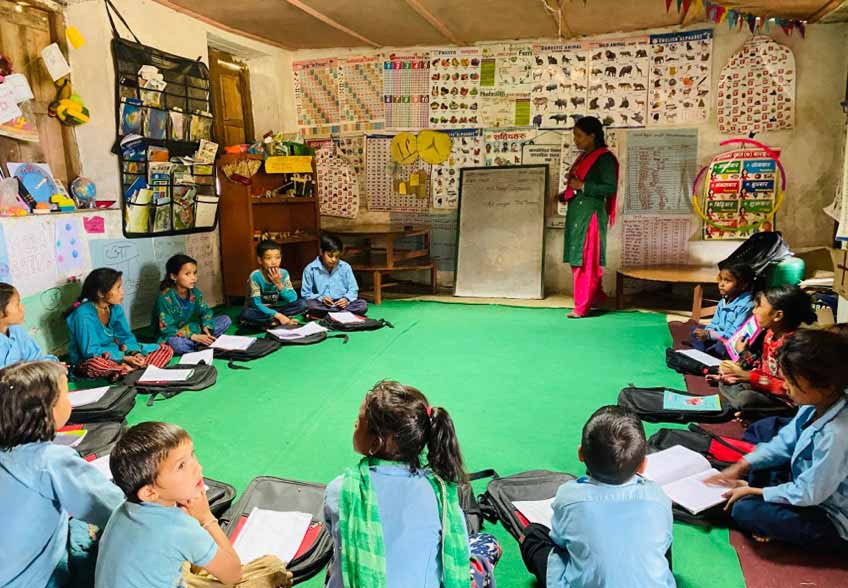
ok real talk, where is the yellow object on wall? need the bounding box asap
[265,156,313,174]
[390,132,419,165]
[417,130,452,164]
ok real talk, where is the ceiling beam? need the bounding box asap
[403,0,463,45]
[150,0,293,50]
[809,0,845,21]
[282,0,380,47]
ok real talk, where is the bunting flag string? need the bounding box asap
[668,0,808,38]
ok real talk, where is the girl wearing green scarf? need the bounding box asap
[322,380,501,588]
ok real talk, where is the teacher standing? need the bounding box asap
[561,117,619,319]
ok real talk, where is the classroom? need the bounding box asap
[1,0,847,587]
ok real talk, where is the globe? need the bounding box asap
[70,176,96,208]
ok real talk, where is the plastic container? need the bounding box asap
[765,256,805,288]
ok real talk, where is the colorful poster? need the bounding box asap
[383,54,430,129]
[496,45,535,92]
[339,55,385,131]
[428,48,482,129]
[622,216,691,267]
[483,129,537,167]
[365,134,430,212]
[530,43,590,129]
[479,90,530,128]
[587,37,650,128]
[432,129,483,209]
[54,218,85,278]
[293,58,340,131]
[313,143,360,218]
[703,147,780,240]
[717,36,795,135]
[648,29,713,125]
[625,129,698,214]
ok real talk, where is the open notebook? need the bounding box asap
[643,445,728,514]
[232,507,312,564]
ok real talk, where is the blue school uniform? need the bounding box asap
[240,269,305,323]
[95,501,217,588]
[324,462,467,588]
[66,301,157,365]
[705,291,754,341]
[0,442,123,588]
[301,257,359,302]
[742,397,848,539]
[0,325,58,368]
[546,475,675,588]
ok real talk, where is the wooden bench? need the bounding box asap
[351,257,438,305]
[616,265,719,321]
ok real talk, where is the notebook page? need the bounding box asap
[69,386,110,408]
[88,455,112,480]
[138,365,194,383]
[328,311,364,324]
[233,508,313,564]
[268,321,327,339]
[676,349,722,368]
[209,335,256,351]
[643,445,713,487]
[662,469,726,514]
[180,349,214,365]
[513,498,554,528]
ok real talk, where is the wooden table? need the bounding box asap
[616,265,719,321]
[334,225,437,304]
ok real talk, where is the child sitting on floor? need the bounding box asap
[238,239,306,329]
[690,263,755,358]
[707,328,848,550]
[0,361,124,588]
[301,233,368,317]
[520,405,675,588]
[0,282,58,368]
[66,268,173,379]
[715,285,816,414]
[153,254,231,354]
[323,380,501,588]
[95,421,246,588]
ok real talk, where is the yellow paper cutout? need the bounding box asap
[390,133,418,165]
[66,26,86,49]
[398,182,407,195]
[417,130,452,164]
[409,172,419,187]
[265,156,313,174]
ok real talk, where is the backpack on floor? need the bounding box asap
[265,328,350,347]
[67,421,126,459]
[665,349,720,377]
[647,424,755,470]
[204,478,237,519]
[220,476,333,585]
[124,364,218,405]
[210,337,283,370]
[479,470,576,540]
[67,383,137,425]
[461,469,497,535]
[618,385,736,424]
[319,315,394,332]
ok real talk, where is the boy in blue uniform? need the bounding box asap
[690,263,755,358]
[520,406,675,588]
[301,233,368,317]
[238,240,306,328]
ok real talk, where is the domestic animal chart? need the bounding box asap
[530,42,590,130]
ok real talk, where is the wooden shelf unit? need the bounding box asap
[217,153,321,302]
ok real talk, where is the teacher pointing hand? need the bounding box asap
[561,117,620,319]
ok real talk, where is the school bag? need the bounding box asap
[460,469,497,535]
[65,421,126,459]
[665,348,720,376]
[67,383,137,425]
[647,424,755,471]
[265,328,349,347]
[210,337,284,370]
[319,314,394,332]
[718,231,791,278]
[124,363,218,405]
[479,470,575,539]
[203,478,237,519]
[220,476,333,585]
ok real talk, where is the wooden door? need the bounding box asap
[208,48,254,147]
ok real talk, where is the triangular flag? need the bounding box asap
[682,0,692,19]
[798,21,806,38]
[747,14,757,33]
[779,18,792,35]
[666,0,673,12]
[764,17,771,32]
[677,0,683,12]
[727,10,737,29]
[716,6,726,22]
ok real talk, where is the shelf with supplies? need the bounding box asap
[217,153,321,302]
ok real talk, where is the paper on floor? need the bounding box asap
[233,507,312,564]
[209,334,256,351]
[138,365,194,383]
[69,386,110,408]
[513,498,554,528]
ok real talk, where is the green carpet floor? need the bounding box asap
[125,300,745,588]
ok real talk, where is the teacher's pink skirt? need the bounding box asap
[571,213,606,317]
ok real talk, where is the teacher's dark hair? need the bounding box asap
[574,116,607,148]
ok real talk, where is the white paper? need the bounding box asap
[209,334,255,351]
[5,218,59,297]
[4,74,35,103]
[53,430,86,448]
[621,216,691,267]
[662,469,726,515]
[675,348,721,368]
[643,445,712,487]
[180,349,214,365]
[328,311,364,324]
[87,455,113,480]
[194,196,219,228]
[69,386,110,408]
[0,85,22,125]
[268,321,327,339]
[138,365,194,383]
[41,43,72,81]
[513,498,554,528]
[233,508,312,564]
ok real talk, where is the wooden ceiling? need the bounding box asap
[153,0,848,50]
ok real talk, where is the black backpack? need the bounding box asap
[72,421,126,459]
[265,328,350,347]
[647,424,755,471]
[718,232,791,280]
[319,315,393,332]
[204,478,237,519]
[460,469,497,535]
[124,364,218,405]
[665,349,719,376]
[67,383,137,425]
[220,476,333,585]
[618,385,735,424]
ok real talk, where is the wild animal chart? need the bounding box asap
[587,37,650,128]
[338,55,385,131]
[383,54,430,130]
[648,30,713,125]
[293,58,341,133]
[428,48,482,129]
[530,43,590,130]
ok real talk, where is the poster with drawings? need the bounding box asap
[483,129,537,166]
[428,48,482,129]
[432,129,483,209]
[365,134,431,212]
[587,37,650,128]
[490,44,535,91]
[313,144,360,218]
[530,43,590,129]
[717,36,795,135]
[479,90,531,128]
[648,29,713,125]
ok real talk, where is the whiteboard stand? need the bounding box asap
[454,165,548,299]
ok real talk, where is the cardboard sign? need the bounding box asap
[265,156,313,174]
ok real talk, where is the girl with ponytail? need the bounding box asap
[323,380,501,588]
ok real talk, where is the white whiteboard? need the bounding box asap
[455,165,547,299]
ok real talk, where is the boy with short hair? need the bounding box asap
[301,233,368,317]
[239,240,307,328]
[95,422,243,588]
[520,406,675,588]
